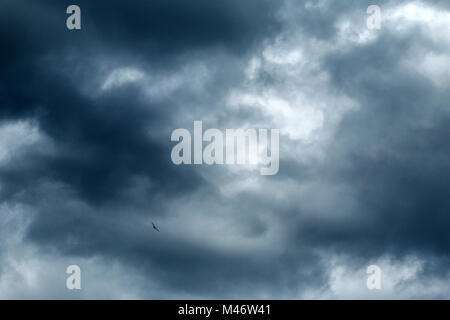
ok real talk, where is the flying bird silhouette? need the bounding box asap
[152,222,160,232]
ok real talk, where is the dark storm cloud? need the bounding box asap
[1,0,450,298]
[28,200,327,298]
[306,26,450,256]
[0,0,295,298]
[0,0,283,204]
[265,3,450,292]
[81,0,282,54]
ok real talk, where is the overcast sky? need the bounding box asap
[1,0,450,299]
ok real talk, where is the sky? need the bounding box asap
[1,0,450,299]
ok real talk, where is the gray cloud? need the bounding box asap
[1,0,450,299]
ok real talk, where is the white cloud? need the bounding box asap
[101,67,145,91]
[402,51,450,88]
[386,1,450,45]
[0,120,52,165]
[302,254,450,299]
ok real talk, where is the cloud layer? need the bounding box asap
[1,0,450,299]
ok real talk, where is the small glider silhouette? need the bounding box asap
[152,222,160,232]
